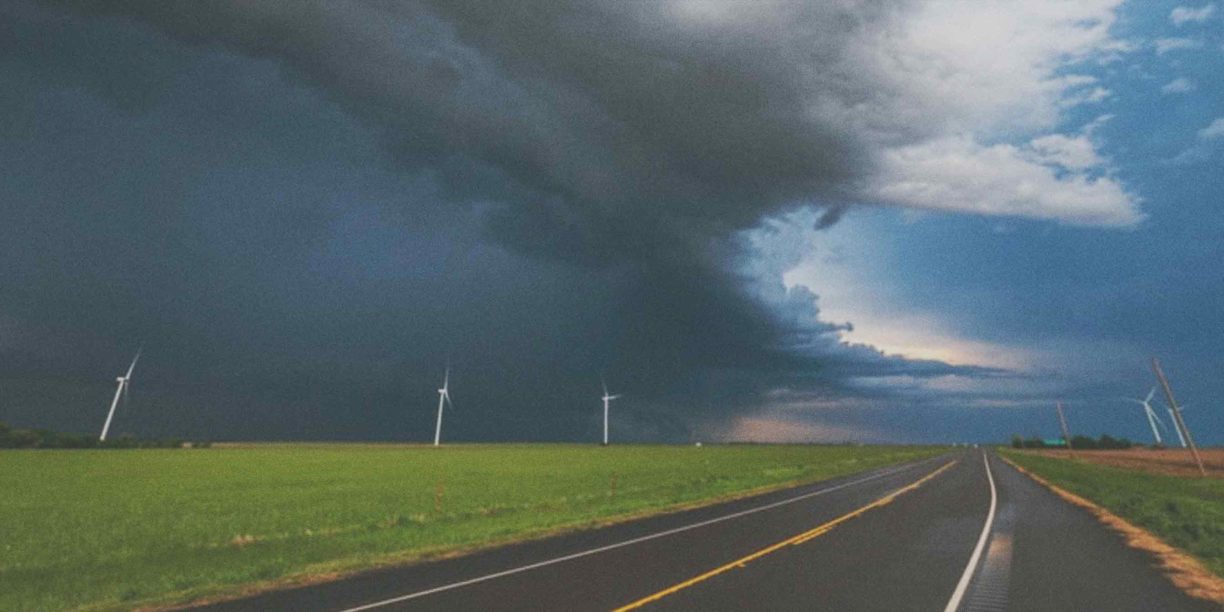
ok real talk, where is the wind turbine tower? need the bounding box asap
[1166,404,1188,448]
[433,367,451,447]
[601,378,621,446]
[100,348,141,442]
[1125,387,1166,446]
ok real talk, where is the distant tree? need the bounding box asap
[0,421,203,450]
[1070,434,1097,450]
[9,429,40,448]
[1096,434,1133,450]
[1010,434,1024,449]
[56,433,98,449]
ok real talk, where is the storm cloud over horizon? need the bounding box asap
[7,0,1216,444]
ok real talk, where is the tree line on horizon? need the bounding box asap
[0,422,208,449]
[1010,433,1136,450]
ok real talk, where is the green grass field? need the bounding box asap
[0,444,940,610]
[1001,451,1224,577]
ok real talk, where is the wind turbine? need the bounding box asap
[1164,402,1189,448]
[601,378,621,446]
[100,348,141,442]
[433,366,451,447]
[1152,357,1205,476]
[1124,387,1167,446]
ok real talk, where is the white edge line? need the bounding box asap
[943,451,998,612]
[339,455,946,612]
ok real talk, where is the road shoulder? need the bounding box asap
[998,454,1224,609]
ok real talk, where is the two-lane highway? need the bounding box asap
[199,450,1213,611]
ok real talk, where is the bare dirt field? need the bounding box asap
[1028,448,1224,478]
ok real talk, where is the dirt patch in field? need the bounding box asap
[1026,448,1224,478]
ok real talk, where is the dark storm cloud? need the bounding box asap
[52,0,882,248]
[1,0,995,442]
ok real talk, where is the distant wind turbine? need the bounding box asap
[1124,387,1167,445]
[601,378,621,446]
[433,366,452,447]
[100,348,141,442]
[1152,357,1205,476]
[1164,403,1189,448]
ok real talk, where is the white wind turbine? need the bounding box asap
[601,378,621,446]
[100,348,141,442]
[1164,402,1189,448]
[433,366,452,447]
[1125,387,1167,446]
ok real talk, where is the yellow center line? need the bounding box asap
[612,459,958,611]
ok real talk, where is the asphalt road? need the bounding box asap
[197,450,1214,611]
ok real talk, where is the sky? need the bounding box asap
[1,0,1221,445]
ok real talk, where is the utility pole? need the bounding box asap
[1055,402,1076,459]
[1152,358,1207,477]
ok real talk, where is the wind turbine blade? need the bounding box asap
[125,347,143,379]
[609,394,622,400]
[443,366,450,390]
[1145,387,1156,403]
[601,376,608,397]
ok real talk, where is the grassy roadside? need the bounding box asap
[1,444,941,610]
[1001,450,1224,578]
